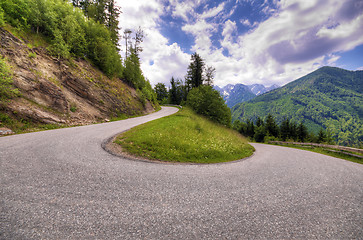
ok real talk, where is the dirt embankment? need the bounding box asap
[0,28,154,127]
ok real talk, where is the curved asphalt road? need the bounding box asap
[1,107,362,239]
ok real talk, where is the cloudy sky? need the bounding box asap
[118,0,363,88]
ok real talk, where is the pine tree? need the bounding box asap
[289,121,298,141]
[106,0,121,48]
[256,116,264,127]
[169,77,179,104]
[246,119,255,138]
[185,52,205,89]
[297,122,308,142]
[317,128,326,143]
[280,118,290,141]
[265,114,279,138]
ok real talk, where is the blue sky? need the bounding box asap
[118,0,363,87]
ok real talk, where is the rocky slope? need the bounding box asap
[0,28,154,128]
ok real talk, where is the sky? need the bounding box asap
[118,0,363,88]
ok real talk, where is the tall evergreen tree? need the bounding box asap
[169,77,181,105]
[280,118,290,141]
[106,0,121,48]
[256,116,264,127]
[297,122,308,142]
[185,52,205,89]
[317,128,326,143]
[246,119,255,138]
[265,114,279,138]
[289,121,298,141]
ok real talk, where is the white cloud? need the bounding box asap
[117,0,190,86]
[212,0,363,86]
[118,0,363,88]
[201,2,225,19]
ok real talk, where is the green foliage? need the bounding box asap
[1,0,124,78]
[232,67,363,147]
[141,80,158,107]
[0,6,5,26]
[70,103,77,112]
[27,51,37,58]
[1,0,30,29]
[0,55,20,102]
[154,83,168,103]
[317,128,326,143]
[185,52,205,89]
[186,85,231,127]
[265,114,279,138]
[123,50,144,88]
[254,126,266,143]
[234,113,324,144]
[169,77,185,105]
[115,107,254,163]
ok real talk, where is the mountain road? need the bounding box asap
[1,107,362,239]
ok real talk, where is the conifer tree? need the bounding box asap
[256,117,264,127]
[265,114,279,138]
[185,52,205,89]
[280,118,290,141]
[297,122,308,142]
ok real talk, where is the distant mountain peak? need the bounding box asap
[214,83,280,108]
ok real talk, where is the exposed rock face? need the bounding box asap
[0,28,154,126]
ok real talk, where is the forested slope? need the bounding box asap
[232,67,363,146]
[0,0,158,132]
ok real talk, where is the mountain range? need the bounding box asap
[214,83,279,108]
[231,66,363,146]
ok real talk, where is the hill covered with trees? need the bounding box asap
[0,0,158,132]
[232,67,363,147]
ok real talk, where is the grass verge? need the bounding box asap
[270,143,363,165]
[115,107,254,164]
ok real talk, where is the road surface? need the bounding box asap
[1,107,362,239]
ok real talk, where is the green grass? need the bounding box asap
[0,112,69,134]
[271,143,363,165]
[115,107,255,164]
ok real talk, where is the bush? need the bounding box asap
[186,85,231,127]
[0,6,5,27]
[0,55,20,102]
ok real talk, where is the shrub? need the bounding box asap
[186,85,231,127]
[0,55,20,102]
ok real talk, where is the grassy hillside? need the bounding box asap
[232,67,363,146]
[115,107,254,164]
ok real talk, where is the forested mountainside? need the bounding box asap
[232,67,363,146]
[0,0,158,132]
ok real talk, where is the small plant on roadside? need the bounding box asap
[28,52,37,59]
[70,103,77,112]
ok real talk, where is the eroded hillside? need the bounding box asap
[0,28,155,131]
